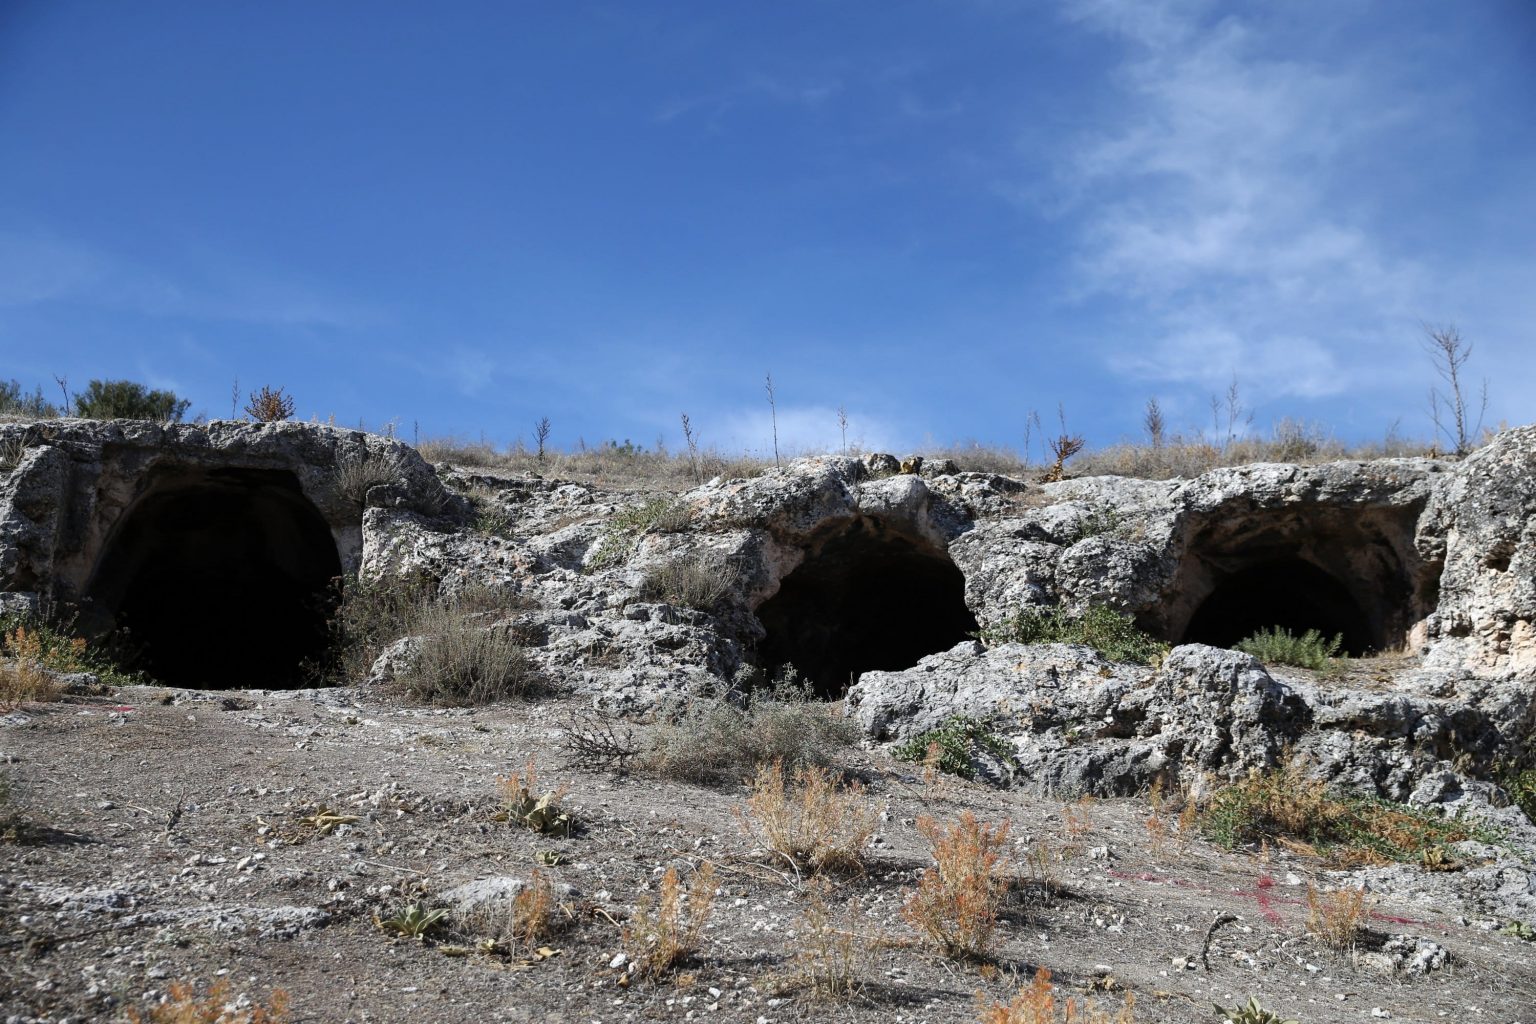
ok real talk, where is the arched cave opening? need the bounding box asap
[755,516,978,698]
[1182,558,1378,655]
[86,467,342,688]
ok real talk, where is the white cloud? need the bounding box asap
[712,404,903,457]
[1054,0,1439,401]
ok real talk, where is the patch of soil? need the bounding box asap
[2,686,1533,1023]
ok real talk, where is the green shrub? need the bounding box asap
[396,605,539,706]
[73,379,190,421]
[641,675,858,786]
[0,380,59,418]
[1202,761,1495,865]
[1234,626,1342,670]
[979,605,1167,666]
[1500,765,1536,824]
[892,715,1018,780]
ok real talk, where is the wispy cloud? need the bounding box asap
[656,71,843,125]
[0,230,377,330]
[714,404,900,457]
[1054,0,1438,402]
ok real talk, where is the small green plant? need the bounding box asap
[1067,502,1123,543]
[1211,996,1297,1024]
[1499,763,1536,824]
[979,605,1168,666]
[586,498,692,571]
[375,903,449,941]
[892,715,1018,780]
[1234,626,1343,670]
[497,760,573,836]
[1500,919,1535,942]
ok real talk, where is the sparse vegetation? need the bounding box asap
[738,760,880,875]
[640,676,859,786]
[892,715,1018,781]
[902,812,1013,960]
[772,880,868,1001]
[244,385,296,422]
[1305,883,1366,950]
[334,450,401,508]
[127,980,289,1023]
[979,605,1168,666]
[1234,626,1343,670]
[0,380,60,419]
[587,497,694,571]
[1202,760,1492,865]
[977,967,1135,1023]
[497,759,573,836]
[621,862,716,981]
[635,552,732,611]
[0,616,142,697]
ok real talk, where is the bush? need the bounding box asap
[738,760,880,874]
[244,386,295,422]
[1305,883,1365,950]
[979,605,1167,666]
[0,616,141,693]
[641,676,858,786]
[902,812,1012,960]
[395,601,540,706]
[772,881,868,1001]
[1234,626,1343,669]
[977,967,1135,1023]
[892,715,1018,781]
[334,451,401,509]
[1202,760,1491,865]
[74,379,190,421]
[622,863,716,981]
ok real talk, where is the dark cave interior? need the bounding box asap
[86,467,341,688]
[1181,557,1379,655]
[755,516,978,697]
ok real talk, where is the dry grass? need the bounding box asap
[737,760,881,876]
[636,553,733,611]
[1305,884,1367,950]
[622,863,717,981]
[127,980,288,1023]
[0,625,72,705]
[771,881,869,1001]
[976,968,1135,1023]
[396,601,540,706]
[902,812,1013,960]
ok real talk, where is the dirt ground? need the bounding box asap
[3,685,1534,1024]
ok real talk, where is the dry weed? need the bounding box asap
[497,759,573,836]
[1305,884,1366,950]
[128,980,288,1023]
[738,760,880,876]
[622,863,717,981]
[0,626,70,704]
[903,812,1013,959]
[772,881,869,1001]
[977,967,1135,1023]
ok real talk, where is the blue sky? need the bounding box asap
[2,0,1533,456]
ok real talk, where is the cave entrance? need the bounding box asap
[86,467,342,688]
[755,516,978,697]
[1182,558,1377,655]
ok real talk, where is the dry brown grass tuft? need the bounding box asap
[976,967,1135,1023]
[903,812,1013,960]
[738,760,880,876]
[1305,883,1366,950]
[622,863,717,981]
[0,626,70,705]
[128,980,288,1023]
